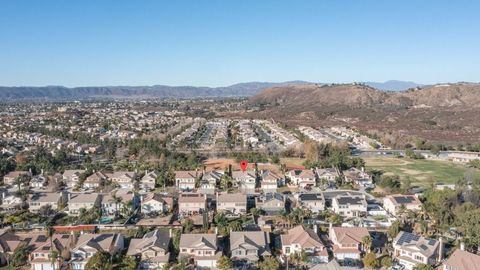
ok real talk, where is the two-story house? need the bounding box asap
[287,170,316,189]
[67,193,101,216]
[140,170,158,191]
[178,193,207,215]
[384,194,422,216]
[179,233,222,269]
[230,231,271,263]
[70,233,124,270]
[107,171,137,189]
[342,167,373,188]
[127,229,172,269]
[175,171,199,191]
[199,170,223,194]
[260,170,283,192]
[62,170,85,188]
[315,167,340,188]
[281,225,328,263]
[84,172,107,189]
[216,193,247,215]
[141,193,174,215]
[101,190,138,217]
[329,226,370,261]
[297,193,325,213]
[232,171,257,193]
[255,193,286,215]
[332,194,367,218]
[3,170,31,187]
[393,231,441,270]
[28,192,67,213]
[441,248,480,270]
[30,234,73,270]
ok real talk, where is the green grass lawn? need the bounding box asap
[365,157,479,186]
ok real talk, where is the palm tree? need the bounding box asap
[46,224,56,269]
[361,235,372,252]
[110,192,123,218]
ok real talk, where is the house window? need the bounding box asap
[285,247,290,254]
[414,255,423,261]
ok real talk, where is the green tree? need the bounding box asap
[361,235,372,252]
[10,242,31,267]
[414,264,434,270]
[388,220,402,240]
[182,218,194,233]
[380,256,392,268]
[362,252,378,270]
[217,255,233,270]
[84,251,112,270]
[119,255,138,270]
[257,256,280,270]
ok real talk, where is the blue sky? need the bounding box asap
[0,0,479,87]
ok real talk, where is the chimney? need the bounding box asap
[215,227,218,235]
[314,224,318,234]
[169,228,172,238]
[329,222,333,230]
[460,242,465,251]
[67,193,71,201]
[438,237,443,262]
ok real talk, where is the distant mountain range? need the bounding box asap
[362,80,423,91]
[0,80,421,101]
[0,81,310,101]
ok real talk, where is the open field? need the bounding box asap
[364,157,479,186]
[280,157,306,169]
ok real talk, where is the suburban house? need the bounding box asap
[140,170,158,191]
[230,231,271,263]
[70,233,124,270]
[62,169,85,188]
[84,171,108,189]
[0,191,23,212]
[260,170,283,192]
[101,190,138,217]
[255,192,286,215]
[67,193,102,216]
[297,193,325,213]
[384,194,423,216]
[179,233,222,269]
[315,167,340,188]
[281,225,328,263]
[127,229,172,269]
[141,193,174,215]
[216,193,247,215]
[342,167,373,188]
[232,171,257,193]
[175,171,199,191]
[2,170,31,186]
[329,226,370,261]
[332,193,368,218]
[441,248,480,270]
[30,175,48,188]
[392,231,441,270]
[287,169,316,189]
[30,234,73,270]
[107,171,137,189]
[28,192,67,212]
[0,228,23,265]
[178,193,207,215]
[199,170,223,194]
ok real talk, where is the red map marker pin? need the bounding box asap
[240,160,248,172]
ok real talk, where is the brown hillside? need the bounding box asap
[247,83,480,145]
